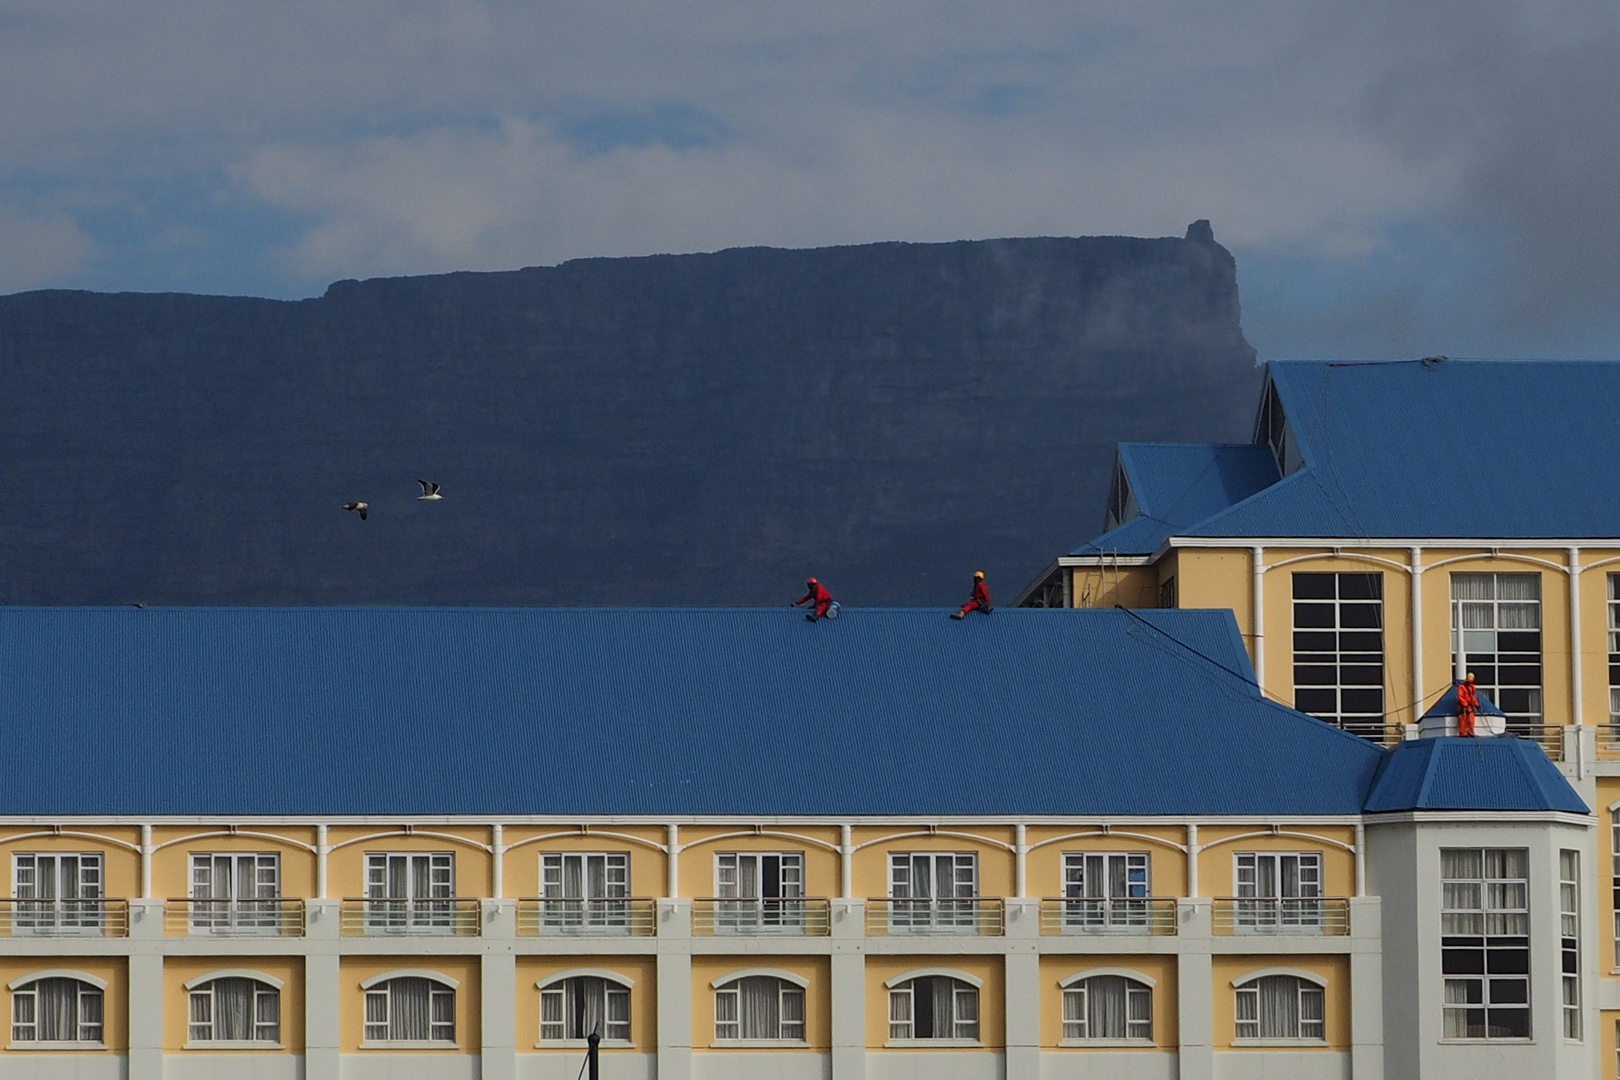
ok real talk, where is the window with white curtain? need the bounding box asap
[11,976,104,1043]
[713,976,804,1041]
[1234,975,1324,1040]
[539,976,630,1042]
[1442,848,1530,1040]
[889,853,977,930]
[364,853,454,931]
[1451,573,1542,731]
[188,977,280,1043]
[888,976,979,1041]
[540,853,629,929]
[1608,575,1620,726]
[190,853,280,932]
[1062,976,1151,1040]
[363,977,455,1044]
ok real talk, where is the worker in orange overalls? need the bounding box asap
[793,577,833,621]
[951,571,992,619]
[1456,672,1480,737]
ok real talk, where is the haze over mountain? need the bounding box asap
[0,221,1257,607]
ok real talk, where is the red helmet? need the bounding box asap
[807,577,818,585]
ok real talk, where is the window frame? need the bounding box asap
[1450,572,1543,731]
[1440,847,1531,1042]
[537,972,633,1045]
[359,973,457,1048]
[1290,570,1386,737]
[711,972,807,1044]
[185,972,282,1047]
[9,973,106,1046]
[885,973,981,1044]
[1059,971,1153,1044]
[1560,849,1580,1041]
[12,853,105,933]
[1232,972,1325,1043]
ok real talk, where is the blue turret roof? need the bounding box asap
[1362,737,1588,814]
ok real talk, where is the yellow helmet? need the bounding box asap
[974,570,985,579]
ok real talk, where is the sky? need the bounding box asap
[3,0,1618,361]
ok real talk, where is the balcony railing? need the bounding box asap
[165,898,305,937]
[0,899,128,937]
[340,897,481,937]
[691,897,831,936]
[1039,897,1178,936]
[865,897,1004,936]
[515,897,657,937]
[1212,897,1350,936]
[1507,723,1563,758]
[1596,724,1620,760]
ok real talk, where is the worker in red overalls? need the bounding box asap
[793,577,833,621]
[951,571,992,619]
[1456,672,1480,737]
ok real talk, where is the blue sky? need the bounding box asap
[3,1,1617,361]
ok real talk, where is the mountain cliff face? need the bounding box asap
[0,222,1256,606]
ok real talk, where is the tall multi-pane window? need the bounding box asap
[716,852,804,929]
[540,853,629,929]
[888,976,979,1040]
[364,852,453,932]
[190,853,279,932]
[1292,572,1385,738]
[889,853,977,930]
[1451,573,1542,734]
[1062,852,1150,930]
[539,976,631,1042]
[1608,575,1620,731]
[1062,976,1152,1041]
[713,976,804,1041]
[1560,850,1580,1039]
[1441,848,1530,1040]
[12,854,103,933]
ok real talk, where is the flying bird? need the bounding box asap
[416,480,443,501]
[344,502,369,521]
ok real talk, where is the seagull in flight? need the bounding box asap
[416,480,443,501]
[343,502,369,521]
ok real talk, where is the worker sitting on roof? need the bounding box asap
[1457,672,1479,738]
[793,577,834,621]
[950,571,992,619]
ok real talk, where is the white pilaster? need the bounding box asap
[667,823,680,898]
[1175,907,1213,1080]
[315,823,329,899]
[1014,822,1027,898]
[127,952,163,1080]
[1185,823,1198,897]
[1354,822,1366,897]
[1003,949,1041,1080]
[304,898,342,1080]
[656,903,693,1080]
[830,950,866,1080]
[1251,545,1265,690]
[1350,898,1385,1080]
[1409,547,1424,717]
[481,952,517,1080]
[491,822,505,898]
[139,823,153,898]
[840,823,853,899]
[1569,547,1583,728]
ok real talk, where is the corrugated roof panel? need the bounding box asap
[1362,737,1587,813]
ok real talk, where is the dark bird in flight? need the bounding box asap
[416,480,443,501]
[344,502,369,521]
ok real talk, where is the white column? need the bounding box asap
[1014,823,1027,898]
[1410,547,1424,718]
[1251,545,1266,692]
[1354,823,1366,897]
[830,951,866,1080]
[1185,823,1198,896]
[481,953,518,1080]
[1569,547,1584,727]
[128,952,163,1080]
[304,950,341,1080]
[666,823,680,898]
[1350,938,1386,1080]
[1004,949,1041,1080]
[840,823,853,899]
[656,945,693,1080]
[139,823,153,898]
[1176,949,1214,1080]
[491,822,505,898]
[315,823,329,899]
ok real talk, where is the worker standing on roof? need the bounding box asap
[951,571,992,619]
[1456,672,1479,737]
[793,577,834,621]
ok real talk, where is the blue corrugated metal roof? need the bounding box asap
[1362,737,1587,813]
[1421,682,1507,719]
[0,606,1387,818]
[1072,444,1278,556]
[1188,359,1620,539]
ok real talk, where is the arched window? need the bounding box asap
[1235,974,1324,1040]
[188,976,280,1043]
[540,976,630,1042]
[363,976,455,1043]
[11,975,104,1043]
[888,976,978,1041]
[1062,975,1151,1040]
[713,975,804,1041]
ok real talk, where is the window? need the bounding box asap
[1608,575,1620,733]
[365,853,453,931]
[1104,459,1135,530]
[1441,848,1530,1040]
[188,976,280,1043]
[1062,976,1151,1041]
[1234,852,1322,929]
[540,853,628,929]
[363,977,455,1043]
[716,852,804,929]
[1255,380,1302,475]
[11,977,104,1043]
[1157,577,1177,609]
[190,853,280,932]
[1451,573,1542,733]
[1062,852,1149,929]
[1234,975,1323,1040]
[1292,572,1385,738]
[13,854,103,932]
[888,976,978,1041]
[889,853,977,929]
[713,976,804,1041]
[1560,850,1580,1040]
[539,976,630,1042]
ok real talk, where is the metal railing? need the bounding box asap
[1039,897,1178,936]
[1212,897,1350,936]
[165,898,305,937]
[691,897,831,936]
[1340,720,1406,746]
[1507,723,1563,758]
[0,898,128,937]
[340,897,481,937]
[865,897,1004,936]
[1596,724,1620,760]
[515,897,657,937]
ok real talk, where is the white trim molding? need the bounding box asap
[360,969,460,991]
[183,969,284,991]
[537,968,635,989]
[710,968,809,989]
[7,969,109,991]
[1230,967,1327,989]
[1059,968,1157,989]
[884,968,984,990]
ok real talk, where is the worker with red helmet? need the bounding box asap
[1456,672,1479,738]
[951,571,992,619]
[793,577,834,621]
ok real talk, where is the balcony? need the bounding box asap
[165,898,305,937]
[691,897,831,937]
[1212,897,1350,936]
[1596,723,1620,760]
[0,898,128,938]
[515,897,657,937]
[340,898,481,937]
[865,897,1004,936]
[1039,897,1178,936]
